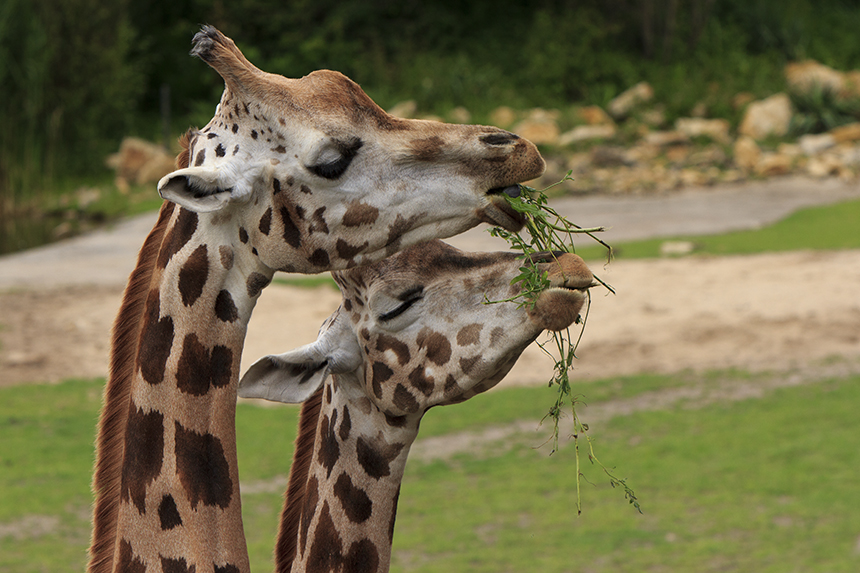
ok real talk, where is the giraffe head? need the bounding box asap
[157,26,545,274]
[239,240,594,412]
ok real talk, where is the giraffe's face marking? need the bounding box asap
[177,244,209,306]
[174,422,233,510]
[158,494,182,531]
[176,333,233,396]
[121,405,164,514]
[137,290,174,385]
[457,323,482,346]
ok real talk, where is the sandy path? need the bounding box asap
[1,176,859,387]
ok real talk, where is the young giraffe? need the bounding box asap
[239,240,595,573]
[89,27,545,573]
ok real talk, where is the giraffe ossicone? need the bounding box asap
[238,240,595,573]
[89,24,547,573]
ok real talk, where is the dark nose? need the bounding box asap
[479,131,520,146]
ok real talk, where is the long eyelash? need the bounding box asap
[310,139,363,180]
[379,296,421,321]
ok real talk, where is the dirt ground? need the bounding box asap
[2,247,858,388]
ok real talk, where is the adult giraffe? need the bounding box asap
[88,26,544,573]
[239,240,595,573]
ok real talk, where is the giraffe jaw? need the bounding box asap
[481,186,526,231]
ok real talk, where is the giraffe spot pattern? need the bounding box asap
[459,355,480,375]
[385,413,407,427]
[309,248,330,267]
[408,366,435,397]
[158,494,183,530]
[339,405,352,441]
[356,436,403,479]
[246,272,270,298]
[118,539,146,573]
[299,475,319,556]
[490,326,505,346]
[318,413,340,478]
[457,323,483,346]
[408,135,445,161]
[370,361,393,399]
[215,565,240,573]
[219,245,234,269]
[279,206,302,249]
[137,290,174,385]
[309,207,329,235]
[444,374,460,397]
[121,404,164,514]
[195,149,206,166]
[375,334,411,366]
[157,209,198,269]
[178,244,209,307]
[272,178,281,194]
[307,502,343,571]
[161,556,195,573]
[176,333,233,396]
[336,238,368,261]
[259,207,272,235]
[342,201,380,227]
[215,143,226,157]
[215,289,239,323]
[174,422,233,510]
[393,384,419,413]
[344,538,380,573]
[333,472,373,523]
[417,328,452,365]
[388,486,401,542]
[238,227,249,244]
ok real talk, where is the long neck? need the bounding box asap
[89,203,273,573]
[276,378,421,573]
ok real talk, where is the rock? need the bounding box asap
[798,133,836,155]
[75,187,101,209]
[665,145,691,164]
[107,137,176,185]
[806,154,842,178]
[513,110,560,145]
[590,146,633,167]
[489,106,517,128]
[777,143,803,158]
[733,136,761,172]
[388,100,417,119]
[608,82,654,118]
[558,124,617,146]
[448,106,471,124]
[675,118,731,144]
[785,60,845,95]
[755,153,793,176]
[829,122,860,143]
[577,105,614,125]
[738,93,793,140]
[639,107,666,128]
[643,130,689,146]
[688,145,727,167]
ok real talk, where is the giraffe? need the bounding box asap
[88,26,546,573]
[238,239,595,573]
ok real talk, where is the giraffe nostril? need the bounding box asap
[480,132,519,146]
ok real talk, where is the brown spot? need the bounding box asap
[343,298,352,311]
[246,272,270,298]
[309,207,329,235]
[121,404,164,513]
[356,436,404,479]
[161,556,194,573]
[417,328,452,365]
[158,494,182,530]
[309,248,330,267]
[157,209,198,269]
[279,206,302,249]
[273,178,281,194]
[178,244,209,307]
[370,361,393,399]
[339,405,352,441]
[232,123,238,134]
[300,184,312,194]
[299,475,319,555]
[490,326,505,346]
[443,374,460,398]
[344,539,379,573]
[194,148,206,166]
[175,422,233,509]
[307,502,344,571]
[259,207,272,235]
[375,334,411,365]
[457,323,483,346]
[272,145,286,154]
[118,539,146,573]
[459,355,480,375]
[176,333,233,395]
[388,487,401,542]
[385,413,407,427]
[215,143,226,157]
[215,564,239,573]
[219,245,234,269]
[232,145,239,156]
[385,214,421,253]
[137,290,174,385]
[408,366,435,397]
[393,384,419,414]
[333,472,372,523]
[238,227,249,244]
[409,135,446,161]
[251,129,258,139]
[215,290,239,323]
[342,201,379,227]
[318,413,340,478]
[336,238,368,261]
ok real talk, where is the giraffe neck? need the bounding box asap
[90,203,274,573]
[277,377,421,573]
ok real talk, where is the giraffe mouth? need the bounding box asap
[481,185,526,231]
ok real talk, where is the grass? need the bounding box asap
[574,197,860,261]
[3,370,860,572]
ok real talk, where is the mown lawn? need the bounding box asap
[2,370,859,572]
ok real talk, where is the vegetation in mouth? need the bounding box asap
[486,171,641,515]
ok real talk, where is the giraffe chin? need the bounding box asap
[479,194,527,231]
[528,287,588,332]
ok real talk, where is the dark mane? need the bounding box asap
[87,200,176,573]
[275,387,324,571]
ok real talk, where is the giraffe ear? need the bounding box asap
[157,163,270,212]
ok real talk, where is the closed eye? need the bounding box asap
[378,286,424,322]
[309,138,363,180]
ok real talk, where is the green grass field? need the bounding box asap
[2,370,860,572]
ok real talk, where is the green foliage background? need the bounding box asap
[5,0,860,203]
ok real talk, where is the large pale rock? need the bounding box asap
[643,130,689,146]
[785,60,845,95]
[489,106,517,128]
[513,109,560,145]
[798,133,836,155]
[675,118,732,144]
[738,93,793,140]
[448,106,471,124]
[829,122,860,143]
[755,153,793,176]
[558,124,617,146]
[608,82,654,118]
[733,135,762,172]
[106,137,175,185]
[578,105,614,125]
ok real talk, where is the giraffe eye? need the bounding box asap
[378,287,423,322]
[308,138,363,180]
